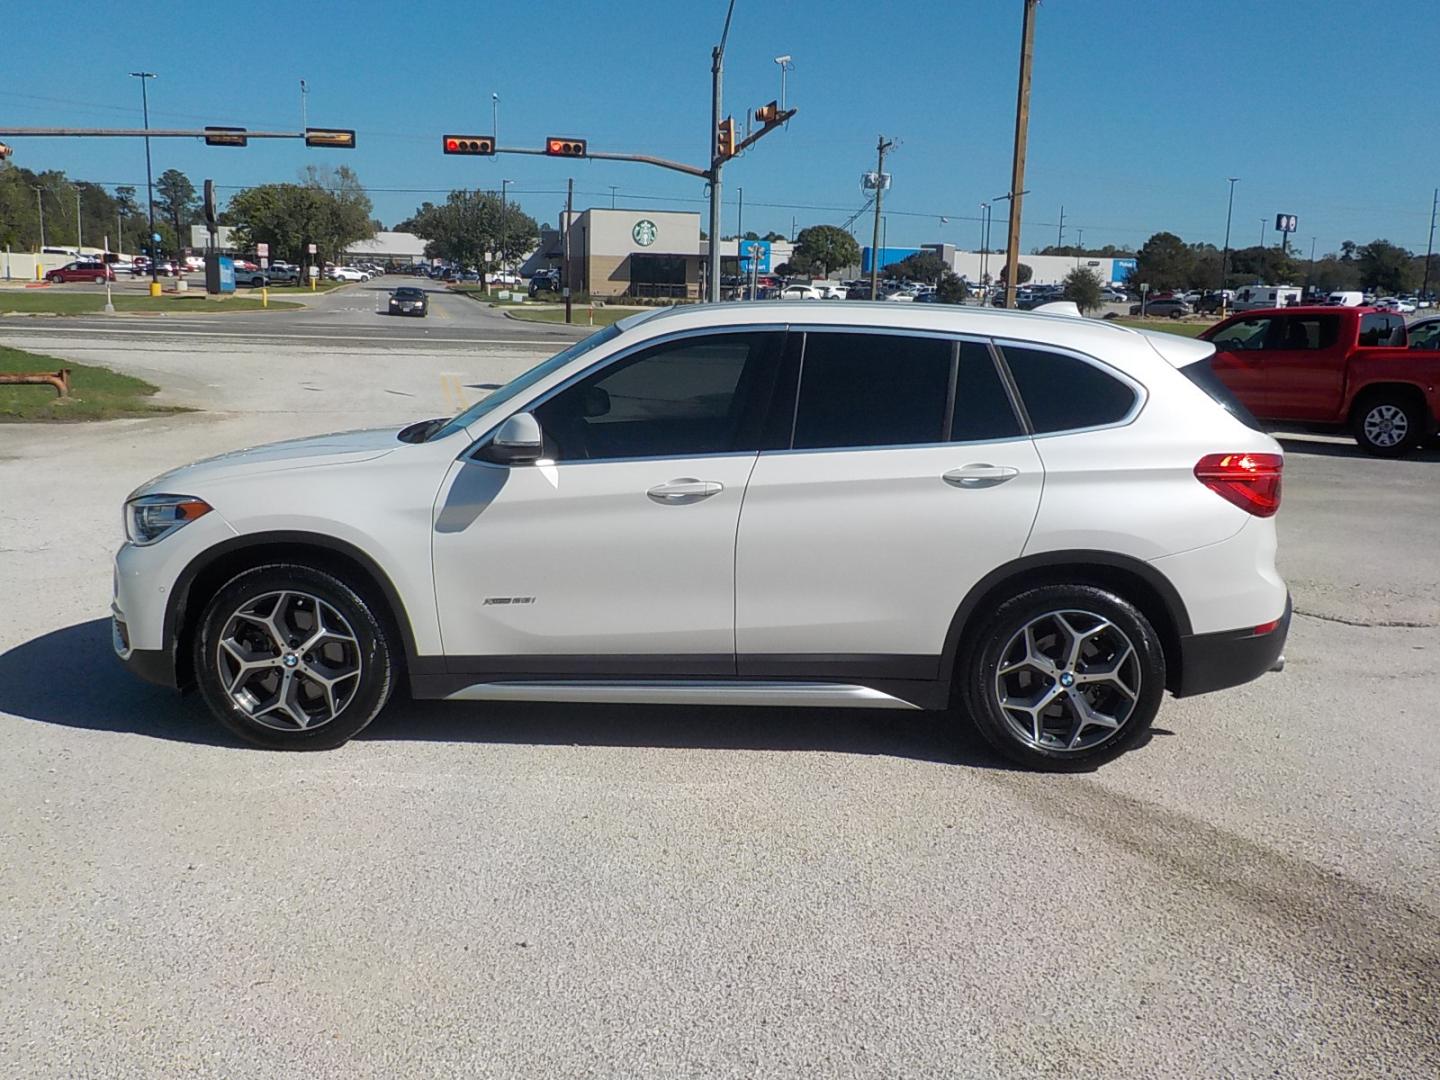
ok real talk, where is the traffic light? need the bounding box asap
[755,101,779,125]
[0,141,11,160]
[715,117,736,161]
[304,128,356,149]
[546,137,587,157]
[204,126,248,147]
[443,135,495,155]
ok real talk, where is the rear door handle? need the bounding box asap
[647,478,724,504]
[943,464,1020,489]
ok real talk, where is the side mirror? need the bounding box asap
[480,412,544,465]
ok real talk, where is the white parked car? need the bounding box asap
[779,284,821,300]
[112,303,1289,769]
[183,256,206,274]
[329,266,367,282]
[1372,296,1416,313]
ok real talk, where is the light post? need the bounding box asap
[32,185,45,249]
[129,71,159,294]
[76,188,83,253]
[1219,177,1238,313]
[773,55,793,111]
[492,92,499,144]
[978,202,990,299]
[499,177,512,287]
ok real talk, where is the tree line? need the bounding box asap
[0,162,199,256]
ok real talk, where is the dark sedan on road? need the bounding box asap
[387,286,428,317]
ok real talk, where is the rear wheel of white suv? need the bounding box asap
[194,564,395,750]
[959,584,1165,770]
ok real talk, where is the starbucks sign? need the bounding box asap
[632,219,658,247]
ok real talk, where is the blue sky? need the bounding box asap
[4,1,1437,256]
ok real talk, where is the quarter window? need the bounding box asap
[533,332,782,461]
[1000,345,1137,434]
[792,332,951,449]
[951,341,1024,442]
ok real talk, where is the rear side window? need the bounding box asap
[1358,313,1405,346]
[793,332,951,449]
[1269,314,1340,350]
[1186,360,1264,432]
[998,345,1137,434]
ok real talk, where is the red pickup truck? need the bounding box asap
[1201,306,1439,456]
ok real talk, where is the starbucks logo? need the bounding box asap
[633,219,658,247]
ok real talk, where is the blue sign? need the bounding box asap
[860,246,920,274]
[1111,257,1137,282]
[739,240,771,274]
[151,232,161,243]
[217,256,235,294]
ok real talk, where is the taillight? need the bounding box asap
[1194,452,1283,517]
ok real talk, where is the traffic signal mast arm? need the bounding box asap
[485,144,710,180]
[724,104,796,162]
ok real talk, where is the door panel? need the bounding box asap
[734,441,1043,666]
[432,454,757,666]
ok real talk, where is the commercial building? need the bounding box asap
[863,243,1136,287]
[525,207,794,299]
[187,227,428,266]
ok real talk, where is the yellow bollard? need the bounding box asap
[261,287,268,309]
[310,275,316,292]
[149,281,162,298]
[35,263,42,281]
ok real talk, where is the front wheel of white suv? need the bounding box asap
[194,564,396,750]
[959,584,1166,770]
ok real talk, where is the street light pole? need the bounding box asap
[492,92,499,144]
[1422,188,1438,304]
[32,185,45,249]
[499,177,511,288]
[129,71,159,291]
[707,0,737,303]
[76,188,83,253]
[1219,177,1238,313]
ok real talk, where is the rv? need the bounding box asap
[1233,285,1303,312]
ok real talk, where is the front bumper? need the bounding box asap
[1173,595,1291,697]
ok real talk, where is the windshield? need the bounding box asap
[428,323,623,441]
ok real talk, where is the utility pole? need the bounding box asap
[76,188,83,253]
[1003,0,1038,309]
[500,177,511,288]
[609,185,618,209]
[1259,218,1266,248]
[129,71,159,292]
[737,185,744,247]
[707,0,737,303]
[868,134,893,299]
[563,176,573,324]
[1219,177,1238,311]
[32,185,44,249]
[1056,204,1065,249]
[1076,227,1084,251]
[1422,188,1438,303]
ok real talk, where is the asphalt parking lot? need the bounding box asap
[1,289,1436,1078]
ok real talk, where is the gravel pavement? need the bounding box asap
[1,299,1436,1078]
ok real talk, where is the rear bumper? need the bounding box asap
[1173,595,1290,697]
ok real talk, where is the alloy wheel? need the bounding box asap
[1362,404,1408,448]
[994,610,1141,752]
[216,590,363,731]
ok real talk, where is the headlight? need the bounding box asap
[125,494,212,545]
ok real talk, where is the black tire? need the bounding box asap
[958,584,1166,771]
[193,563,396,750]
[1352,394,1423,457]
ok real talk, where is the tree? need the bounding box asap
[886,250,947,284]
[997,261,1032,285]
[226,166,376,263]
[1134,231,1191,290]
[154,169,198,254]
[936,271,968,304]
[1356,239,1416,294]
[408,189,538,283]
[762,231,787,242]
[792,224,859,276]
[1062,266,1104,313]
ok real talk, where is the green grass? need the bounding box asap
[1114,319,1208,337]
[0,292,301,315]
[506,306,637,326]
[0,345,189,422]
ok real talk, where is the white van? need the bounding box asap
[1326,291,1364,307]
[1232,285,1303,312]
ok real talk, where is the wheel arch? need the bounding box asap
[939,550,1192,696]
[1346,381,1433,426]
[165,531,423,690]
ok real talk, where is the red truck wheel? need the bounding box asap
[1354,395,1423,457]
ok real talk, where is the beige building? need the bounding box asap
[555,208,702,299]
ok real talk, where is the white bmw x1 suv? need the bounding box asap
[114,302,1288,769]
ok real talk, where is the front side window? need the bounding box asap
[999,344,1137,435]
[534,332,782,461]
[1210,317,1272,351]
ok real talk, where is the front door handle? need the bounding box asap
[647,478,724,504]
[943,464,1020,489]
